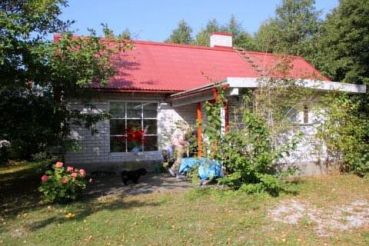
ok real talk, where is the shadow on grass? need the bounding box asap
[26,193,161,232]
[1,182,163,233]
[0,162,47,218]
[0,165,189,233]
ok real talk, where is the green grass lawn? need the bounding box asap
[1,162,369,245]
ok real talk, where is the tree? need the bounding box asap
[0,0,70,159]
[254,0,321,56]
[313,0,369,85]
[0,0,130,161]
[226,15,256,50]
[166,20,193,44]
[254,21,282,53]
[194,19,222,46]
[0,0,70,90]
[119,28,132,40]
[194,17,256,49]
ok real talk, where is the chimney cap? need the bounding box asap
[211,32,233,37]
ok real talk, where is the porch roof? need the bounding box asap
[169,77,366,106]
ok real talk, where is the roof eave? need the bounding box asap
[93,88,181,94]
[227,77,367,94]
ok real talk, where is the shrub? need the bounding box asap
[218,110,299,196]
[317,94,369,176]
[202,87,300,195]
[38,161,87,203]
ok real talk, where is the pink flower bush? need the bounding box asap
[79,169,86,177]
[41,175,49,183]
[39,161,88,203]
[55,161,63,168]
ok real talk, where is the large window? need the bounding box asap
[109,102,158,152]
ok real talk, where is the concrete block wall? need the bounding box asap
[65,98,197,171]
[65,102,110,165]
[65,99,161,171]
[158,103,196,149]
[226,95,330,175]
[64,92,331,175]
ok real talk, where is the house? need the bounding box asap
[65,32,366,175]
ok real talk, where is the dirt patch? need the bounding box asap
[10,227,28,238]
[86,173,193,197]
[269,199,369,236]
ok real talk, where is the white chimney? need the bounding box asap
[210,32,233,48]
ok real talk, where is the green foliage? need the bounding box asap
[202,84,301,195]
[38,161,87,203]
[39,31,130,98]
[0,1,131,161]
[313,0,369,85]
[227,16,256,50]
[165,16,256,48]
[0,0,70,90]
[254,0,321,56]
[203,87,225,159]
[218,103,300,196]
[0,89,63,160]
[317,94,369,176]
[166,20,193,44]
[254,21,282,53]
[194,16,256,49]
[119,28,132,40]
[194,19,221,46]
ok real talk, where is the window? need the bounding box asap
[286,107,299,123]
[286,105,310,125]
[109,102,158,152]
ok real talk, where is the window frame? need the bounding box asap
[109,101,158,153]
[286,104,314,126]
[303,104,309,124]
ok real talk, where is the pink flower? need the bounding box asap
[66,166,74,173]
[61,177,69,184]
[41,175,49,183]
[79,169,86,177]
[71,172,78,179]
[55,161,63,168]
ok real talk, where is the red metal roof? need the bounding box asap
[237,50,330,81]
[98,39,330,92]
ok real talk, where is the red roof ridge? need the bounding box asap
[53,33,236,53]
[132,40,235,52]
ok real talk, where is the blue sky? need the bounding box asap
[61,0,339,41]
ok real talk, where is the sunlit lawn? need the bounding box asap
[1,162,369,245]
